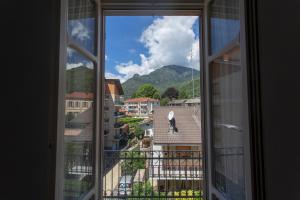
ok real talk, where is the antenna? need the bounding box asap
[190,48,195,98]
[168,111,177,134]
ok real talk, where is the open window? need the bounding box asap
[56,0,254,200]
[203,0,253,199]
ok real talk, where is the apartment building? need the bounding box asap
[124,97,160,117]
[104,79,127,150]
[65,92,93,118]
[151,106,202,191]
[167,97,201,107]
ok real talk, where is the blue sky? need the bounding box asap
[104,16,201,83]
[105,16,154,76]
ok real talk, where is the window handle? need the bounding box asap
[216,123,242,132]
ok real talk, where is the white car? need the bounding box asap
[116,175,133,196]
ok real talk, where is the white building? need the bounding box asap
[123,97,160,117]
[150,106,203,191]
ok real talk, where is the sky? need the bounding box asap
[67,16,240,83]
[66,16,201,79]
[104,16,201,83]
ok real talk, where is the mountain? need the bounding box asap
[122,65,200,99]
[179,78,200,98]
[66,66,94,93]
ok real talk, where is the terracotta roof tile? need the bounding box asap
[124,97,159,103]
[66,92,94,100]
[153,106,201,145]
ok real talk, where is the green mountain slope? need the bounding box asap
[179,78,200,98]
[122,65,200,99]
[66,66,94,93]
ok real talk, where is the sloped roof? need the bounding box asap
[124,97,159,103]
[153,106,201,145]
[105,79,124,95]
[66,92,94,100]
[168,99,187,104]
[185,98,201,104]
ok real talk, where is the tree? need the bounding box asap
[133,124,144,139]
[160,97,170,106]
[179,89,188,99]
[162,87,179,100]
[121,150,145,175]
[133,84,160,99]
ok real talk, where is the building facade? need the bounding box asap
[124,97,160,117]
[65,92,93,119]
[151,106,202,191]
[167,97,201,107]
[104,79,127,150]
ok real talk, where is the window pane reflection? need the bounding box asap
[209,0,240,54]
[64,48,95,199]
[211,47,245,200]
[68,0,96,54]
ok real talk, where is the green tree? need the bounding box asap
[121,150,145,175]
[162,87,179,99]
[160,97,170,106]
[179,89,188,99]
[133,124,144,139]
[133,84,160,99]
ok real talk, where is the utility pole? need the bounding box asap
[190,48,195,99]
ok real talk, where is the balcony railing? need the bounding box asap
[103,150,203,199]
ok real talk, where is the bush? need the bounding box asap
[174,190,203,200]
[133,124,144,139]
[121,150,145,175]
[119,117,143,124]
[131,181,153,197]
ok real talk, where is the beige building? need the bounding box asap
[65,92,93,118]
[104,79,128,150]
[124,97,160,117]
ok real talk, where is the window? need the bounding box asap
[209,0,240,54]
[205,0,252,199]
[75,101,80,108]
[57,1,255,200]
[68,101,74,108]
[82,101,88,107]
[56,0,99,199]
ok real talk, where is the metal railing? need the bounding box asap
[103,150,203,199]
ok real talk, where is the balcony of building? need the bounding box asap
[102,149,203,199]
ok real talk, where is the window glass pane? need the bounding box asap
[64,48,95,199]
[209,0,240,54]
[211,46,245,200]
[68,0,96,54]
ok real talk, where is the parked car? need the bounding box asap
[116,175,133,196]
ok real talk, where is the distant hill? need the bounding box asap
[65,65,200,99]
[122,65,200,99]
[179,78,200,98]
[66,66,94,93]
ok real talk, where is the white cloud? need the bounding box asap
[105,72,126,83]
[70,21,90,41]
[67,48,74,57]
[105,54,108,60]
[66,62,94,70]
[114,16,200,81]
[129,48,137,54]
